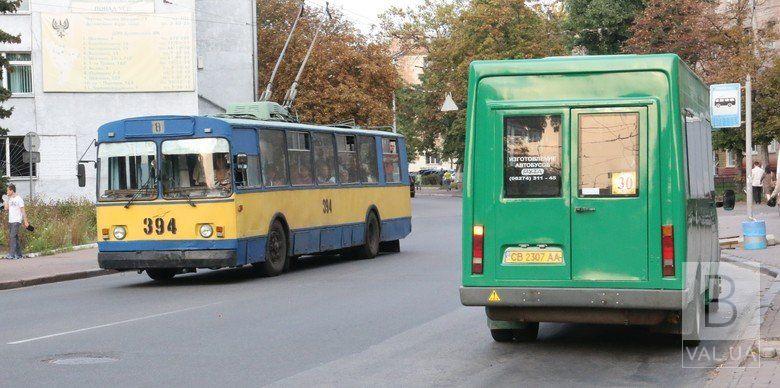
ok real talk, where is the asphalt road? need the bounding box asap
[0,197,766,387]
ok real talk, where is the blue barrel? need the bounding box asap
[742,220,767,250]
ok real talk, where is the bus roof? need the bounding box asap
[469,54,705,88]
[98,115,404,143]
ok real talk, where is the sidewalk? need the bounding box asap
[0,247,112,291]
[713,203,780,386]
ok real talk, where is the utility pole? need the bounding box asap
[745,0,758,219]
[252,0,259,102]
[390,51,405,134]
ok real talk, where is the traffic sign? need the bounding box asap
[23,132,40,152]
[23,151,40,164]
[710,83,741,128]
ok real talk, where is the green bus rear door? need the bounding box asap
[474,105,650,283]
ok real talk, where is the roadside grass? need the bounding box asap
[0,197,96,255]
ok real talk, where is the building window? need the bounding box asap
[769,140,778,154]
[2,53,32,94]
[425,153,440,164]
[13,0,29,12]
[726,149,738,167]
[0,137,38,178]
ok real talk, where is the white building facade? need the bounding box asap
[0,0,256,200]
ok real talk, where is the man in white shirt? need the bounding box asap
[3,184,30,260]
[751,162,766,204]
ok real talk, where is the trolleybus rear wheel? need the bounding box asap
[147,268,177,281]
[254,220,288,276]
[356,212,380,259]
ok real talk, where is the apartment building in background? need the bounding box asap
[391,39,457,173]
[0,0,256,199]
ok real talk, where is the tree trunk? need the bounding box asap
[758,144,770,168]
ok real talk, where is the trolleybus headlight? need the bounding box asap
[113,226,127,240]
[199,224,214,238]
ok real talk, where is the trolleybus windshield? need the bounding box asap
[97,141,157,201]
[161,138,233,199]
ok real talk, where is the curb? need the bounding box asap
[0,268,117,291]
[25,242,98,259]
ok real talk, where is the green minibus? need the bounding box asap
[460,54,720,344]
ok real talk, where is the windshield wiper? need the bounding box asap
[183,192,197,207]
[124,175,157,209]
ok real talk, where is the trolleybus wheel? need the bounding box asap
[254,220,288,276]
[147,269,177,281]
[356,212,380,259]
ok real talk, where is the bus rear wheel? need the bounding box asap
[490,323,539,343]
[356,212,380,259]
[147,269,177,281]
[254,220,288,277]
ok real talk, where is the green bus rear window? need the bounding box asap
[503,115,562,198]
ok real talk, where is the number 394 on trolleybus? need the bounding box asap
[460,54,725,345]
[80,102,412,281]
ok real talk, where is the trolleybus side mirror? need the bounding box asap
[77,163,86,188]
[723,189,736,211]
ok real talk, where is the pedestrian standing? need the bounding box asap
[751,162,765,204]
[3,184,30,260]
[443,171,452,191]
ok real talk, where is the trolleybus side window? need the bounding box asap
[336,134,360,184]
[97,141,157,201]
[382,138,401,183]
[503,115,562,198]
[235,154,261,188]
[578,113,639,197]
[358,136,379,184]
[313,132,337,185]
[259,129,289,187]
[287,131,314,186]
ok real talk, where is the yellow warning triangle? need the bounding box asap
[488,290,501,302]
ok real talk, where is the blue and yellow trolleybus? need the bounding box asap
[460,55,721,344]
[88,102,412,281]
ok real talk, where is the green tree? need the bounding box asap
[624,0,777,160]
[754,57,780,146]
[382,0,566,163]
[0,0,22,193]
[257,0,399,127]
[563,0,645,54]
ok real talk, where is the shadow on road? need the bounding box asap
[116,251,404,288]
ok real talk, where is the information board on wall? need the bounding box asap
[41,12,195,92]
[70,0,155,13]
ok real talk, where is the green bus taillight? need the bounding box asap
[662,225,675,277]
[472,225,484,274]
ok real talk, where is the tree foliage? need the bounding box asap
[257,0,399,127]
[563,0,645,54]
[381,0,566,162]
[0,0,22,137]
[624,0,778,153]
